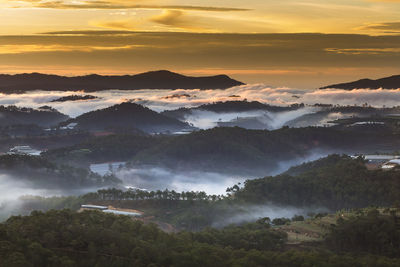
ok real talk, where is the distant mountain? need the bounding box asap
[320,75,400,90]
[162,100,303,121]
[65,102,194,133]
[0,70,244,93]
[0,105,69,127]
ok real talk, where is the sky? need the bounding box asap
[0,0,400,88]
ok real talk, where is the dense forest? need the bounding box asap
[128,126,400,175]
[0,154,121,189]
[62,102,193,133]
[42,134,161,167]
[0,105,69,127]
[162,101,304,121]
[42,125,400,175]
[1,209,399,266]
[12,153,400,231]
[235,155,400,209]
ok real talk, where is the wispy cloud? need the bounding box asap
[90,18,136,30]
[0,44,144,54]
[11,0,249,12]
[40,30,138,35]
[358,22,400,33]
[325,47,400,55]
[149,10,207,31]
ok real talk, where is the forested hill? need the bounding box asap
[129,125,400,175]
[0,105,69,127]
[0,70,244,93]
[1,208,400,266]
[63,102,193,133]
[43,125,400,174]
[192,101,302,113]
[235,155,400,210]
[162,101,303,120]
[0,154,120,188]
[320,74,400,90]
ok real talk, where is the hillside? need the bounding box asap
[44,125,400,175]
[235,155,400,209]
[320,75,400,90]
[0,154,120,189]
[64,102,194,133]
[162,101,303,120]
[42,134,162,167]
[130,126,400,175]
[0,70,244,93]
[0,105,69,127]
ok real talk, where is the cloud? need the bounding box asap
[40,30,138,35]
[0,44,144,54]
[1,33,400,87]
[325,47,400,55]
[90,18,136,30]
[149,10,206,30]
[358,22,400,33]
[3,84,400,119]
[366,0,400,2]
[12,0,249,12]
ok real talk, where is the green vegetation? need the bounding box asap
[162,101,303,120]
[1,209,400,266]
[63,102,192,133]
[326,208,400,257]
[130,126,400,175]
[235,155,400,209]
[42,124,400,174]
[43,134,162,167]
[0,105,68,127]
[0,154,121,188]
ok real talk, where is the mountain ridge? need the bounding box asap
[0,70,244,93]
[320,74,400,90]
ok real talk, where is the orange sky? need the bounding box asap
[0,0,400,87]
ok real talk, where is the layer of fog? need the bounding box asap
[116,167,245,195]
[114,150,330,195]
[212,204,329,228]
[1,85,400,118]
[0,174,103,220]
[184,107,317,130]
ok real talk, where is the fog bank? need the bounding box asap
[1,85,400,118]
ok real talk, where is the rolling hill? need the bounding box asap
[0,105,69,127]
[64,102,194,133]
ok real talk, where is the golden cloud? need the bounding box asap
[11,0,249,11]
[357,22,400,33]
[90,18,136,30]
[325,47,400,55]
[149,10,210,31]
[0,44,145,54]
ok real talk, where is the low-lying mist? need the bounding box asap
[115,150,330,194]
[0,174,103,221]
[116,167,245,195]
[2,85,400,118]
[211,204,329,228]
[183,107,317,130]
